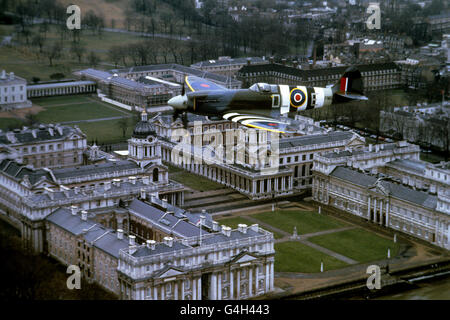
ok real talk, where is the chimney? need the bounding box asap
[238,223,248,234]
[375,144,380,152]
[129,176,136,185]
[113,179,121,187]
[146,239,156,250]
[140,188,146,200]
[167,211,174,216]
[117,229,124,240]
[9,72,14,80]
[0,70,5,79]
[71,205,78,216]
[129,235,136,246]
[250,224,259,232]
[212,221,219,232]
[221,225,231,237]
[74,186,80,194]
[161,198,168,209]
[31,129,37,139]
[104,182,111,191]
[81,210,88,221]
[163,236,173,247]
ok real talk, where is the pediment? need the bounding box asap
[231,251,258,265]
[157,267,184,279]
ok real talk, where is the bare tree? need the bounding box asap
[72,42,86,64]
[44,41,62,66]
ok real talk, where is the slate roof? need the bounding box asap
[52,160,140,180]
[131,241,190,257]
[330,166,437,209]
[191,57,267,68]
[128,199,206,238]
[111,64,241,86]
[46,208,129,258]
[280,131,354,149]
[0,159,54,185]
[0,125,82,145]
[386,159,427,174]
[238,62,400,80]
[27,81,95,90]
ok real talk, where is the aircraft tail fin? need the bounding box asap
[332,67,368,101]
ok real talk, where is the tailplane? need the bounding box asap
[332,66,368,102]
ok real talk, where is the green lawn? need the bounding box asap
[309,229,400,263]
[170,171,224,192]
[31,95,96,107]
[0,118,24,131]
[252,210,349,235]
[70,118,134,144]
[35,102,125,123]
[216,216,284,239]
[274,242,349,273]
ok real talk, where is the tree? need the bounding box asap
[118,118,129,138]
[87,51,100,67]
[31,33,46,53]
[44,41,62,66]
[71,42,86,64]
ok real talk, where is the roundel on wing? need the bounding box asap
[290,88,306,108]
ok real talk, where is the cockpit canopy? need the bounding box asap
[249,83,279,94]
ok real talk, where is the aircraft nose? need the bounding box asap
[168,95,188,110]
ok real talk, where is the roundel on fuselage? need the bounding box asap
[290,88,306,108]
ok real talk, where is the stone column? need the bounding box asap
[269,262,274,290]
[210,273,217,300]
[373,198,377,223]
[229,270,234,299]
[265,263,270,292]
[237,270,240,298]
[386,201,390,227]
[217,273,222,300]
[153,286,158,300]
[174,281,178,300]
[255,266,259,294]
[379,200,383,226]
[367,196,371,220]
[197,278,202,300]
[181,280,185,300]
[447,224,450,249]
[249,267,253,297]
[193,278,197,300]
[160,284,165,301]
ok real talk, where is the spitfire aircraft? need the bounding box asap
[168,67,368,134]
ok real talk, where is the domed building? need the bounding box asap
[128,110,167,183]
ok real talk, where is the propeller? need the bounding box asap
[171,78,188,129]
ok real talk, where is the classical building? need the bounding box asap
[237,62,402,91]
[0,123,87,169]
[0,115,185,253]
[27,81,96,98]
[153,114,365,199]
[190,56,268,76]
[0,70,31,110]
[44,194,275,299]
[313,143,450,250]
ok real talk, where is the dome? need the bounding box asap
[132,110,155,138]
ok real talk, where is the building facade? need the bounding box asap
[0,124,87,169]
[0,70,31,110]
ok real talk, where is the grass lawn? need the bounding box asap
[170,171,224,192]
[309,228,400,263]
[70,118,134,144]
[35,101,125,123]
[31,95,96,107]
[274,242,349,273]
[0,118,24,130]
[216,216,284,239]
[252,210,349,235]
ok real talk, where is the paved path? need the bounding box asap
[60,115,132,124]
[244,215,358,264]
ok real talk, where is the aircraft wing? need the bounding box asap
[185,76,227,92]
[223,112,297,134]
